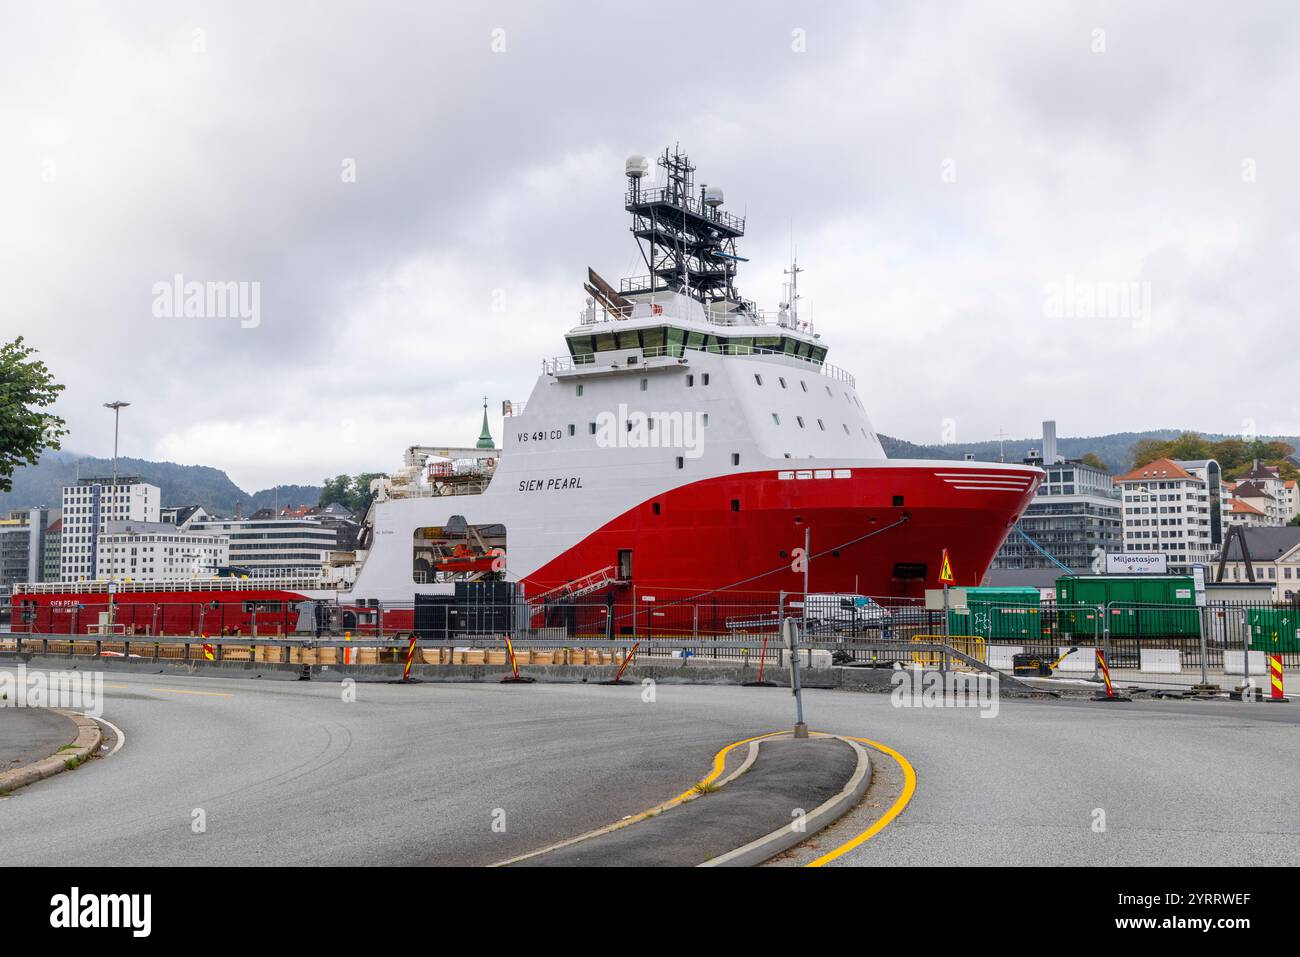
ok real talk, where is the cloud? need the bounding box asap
[3,0,1298,489]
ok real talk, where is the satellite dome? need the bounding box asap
[703,185,724,207]
[625,154,650,178]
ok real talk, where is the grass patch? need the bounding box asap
[64,755,81,770]
[57,744,77,752]
[691,780,720,796]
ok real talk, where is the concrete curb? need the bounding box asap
[7,653,1047,695]
[0,709,103,795]
[698,735,872,867]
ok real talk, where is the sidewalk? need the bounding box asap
[0,708,77,774]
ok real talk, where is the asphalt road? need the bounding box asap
[1,669,1296,866]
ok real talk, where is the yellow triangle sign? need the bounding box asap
[939,548,956,584]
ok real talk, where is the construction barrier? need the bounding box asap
[910,635,986,669]
[1271,654,1285,700]
[1096,648,1114,699]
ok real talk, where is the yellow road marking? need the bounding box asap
[805,734,916,867]
[492,729,790,866]
[148,687,234,698]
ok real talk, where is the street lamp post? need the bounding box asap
[102,401,130,637]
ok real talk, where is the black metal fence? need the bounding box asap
[8,591,1299,675]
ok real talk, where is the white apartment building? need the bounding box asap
[187,516,339,577]
[60,477,160,580]
[96,520,230,581]
[1116,458,1223,573]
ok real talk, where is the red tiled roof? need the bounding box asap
[1231,500,1266,516]
[1115,458,1197,483]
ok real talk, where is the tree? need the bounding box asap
[0,337,66,493]
[319,472,386,514]
[1080,452,1108,471]
[1129,431,1298,481]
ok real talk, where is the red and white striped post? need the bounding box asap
[1096,648,1114,699]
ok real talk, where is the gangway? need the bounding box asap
[527,566,620,605]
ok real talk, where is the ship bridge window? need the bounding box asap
[686,330,706,351]
[567,335,594,357]
[595,332,617,352]
[666,327,685,356]
[642,327,665,352]
[617,330,640,350]
[730,336,754,354]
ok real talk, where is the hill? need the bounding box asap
[0,451,322,517]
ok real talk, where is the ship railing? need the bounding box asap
[12,576,331,596]
[623,186,746,233]
[544,344,855,387]
[586,290,785,331]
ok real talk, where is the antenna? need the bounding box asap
[783,255,804,329]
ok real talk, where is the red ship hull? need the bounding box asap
[525,465,1040,599]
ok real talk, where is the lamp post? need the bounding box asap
[104,401,130,495]
[103,401,130,637]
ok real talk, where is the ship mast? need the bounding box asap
[622,146,749,309]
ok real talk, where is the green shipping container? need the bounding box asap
[1056,575,1199,640]
[1247,608,1300,653]
[947,587,1042,640]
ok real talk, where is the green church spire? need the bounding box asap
[476,396,494,449]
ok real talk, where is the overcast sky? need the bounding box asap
[4,1,1298,491]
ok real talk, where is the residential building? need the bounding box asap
[1115,457,1223,573]
[1215,527,1300,601]
[42,518,63,583]
[1,508,54,585]
[160,505,212,529]
[59,477,160,580]
[1224,480,1284,525]
[95,520,230,581]
[991,420,1122,571]
[1225,497,1273,528]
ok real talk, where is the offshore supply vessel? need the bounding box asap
[14,147,1043,636]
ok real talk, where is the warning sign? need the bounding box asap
[939,548,956,585]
